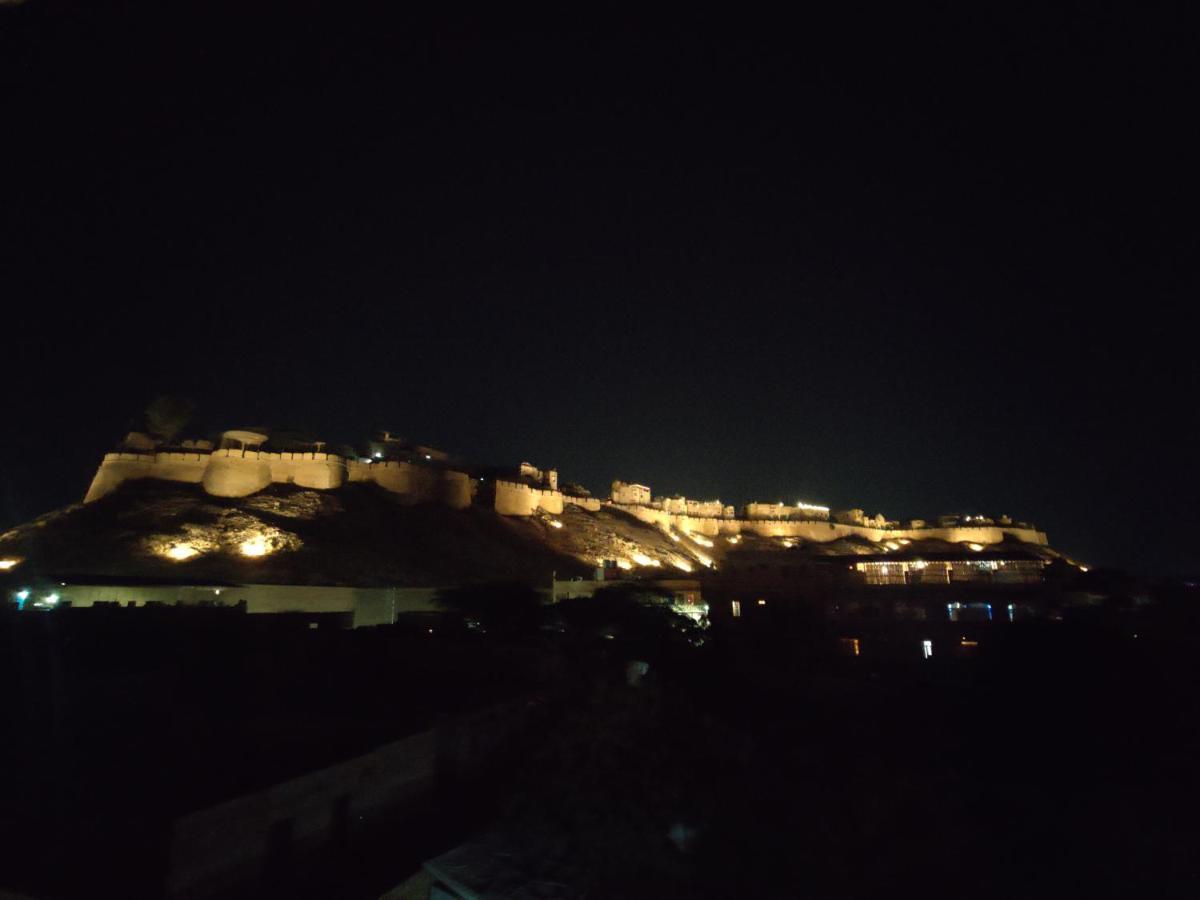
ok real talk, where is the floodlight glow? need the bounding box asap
[0,558,20,571]
[240,536,270,557]
[166,544,199,561]
[548,520,563,529]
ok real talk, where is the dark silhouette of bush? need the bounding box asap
[144,395,196,442]
[433,581,545,637]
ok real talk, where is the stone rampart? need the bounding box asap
[563,494,602,512]
[84,451,210,503]
[85,449,471,509]
[607,501,1047,547]
[202,449,274,498]
[495,480,564,516]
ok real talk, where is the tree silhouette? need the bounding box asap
[144,395,196,442]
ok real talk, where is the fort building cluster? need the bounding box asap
[82,427,1048,552]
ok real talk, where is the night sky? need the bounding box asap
[2,4,1196,576]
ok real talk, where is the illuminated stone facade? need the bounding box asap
[80,429,1048,550]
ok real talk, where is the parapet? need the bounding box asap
[495,479,563,516]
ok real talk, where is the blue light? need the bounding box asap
[986,603,993,621]
[15,589,30,610]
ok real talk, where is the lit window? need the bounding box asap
[922,639,933,659]
[731,600,741,618]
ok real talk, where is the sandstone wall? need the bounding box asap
[268,452,346,490]
[202,449,274,498]
[84,451,209,503]
[84,449,472,509]
[563,494,602,512]
[607,501,1047,547]
[494,480,564,516]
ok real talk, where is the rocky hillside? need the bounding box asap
[0,480,1063,590]
[0,481,714,588]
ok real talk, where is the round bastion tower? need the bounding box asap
[201,430,273,497]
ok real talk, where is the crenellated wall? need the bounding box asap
[563,494,602,512]
[608,501,1048,547]
[202,450,275,498]
[495,480,564,516]
[345,460,473,509]
[84,451,210,503]
[80,438,1047,552]
[85,449,472,509]
[269,452,346,491]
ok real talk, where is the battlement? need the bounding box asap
[79,427,1047,551]
[604,477,1047,547]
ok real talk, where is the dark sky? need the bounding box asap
[2,3,1197,575]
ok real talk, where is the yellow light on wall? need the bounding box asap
[548,519,563,529]
[166,544,200,561]
[671,559,693,573]
[240,536,271,558]
[967,543,984,552]
[616,559,633,570]
[0,558,21,571]
[688,533,714,548]
[630,552,654,566]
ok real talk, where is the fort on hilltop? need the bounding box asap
[82,428,1048,549]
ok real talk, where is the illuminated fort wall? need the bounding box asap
[608,499,1047,546]
[81,447,1046,549]
[494,479,564,516]
[85,451,472,509]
